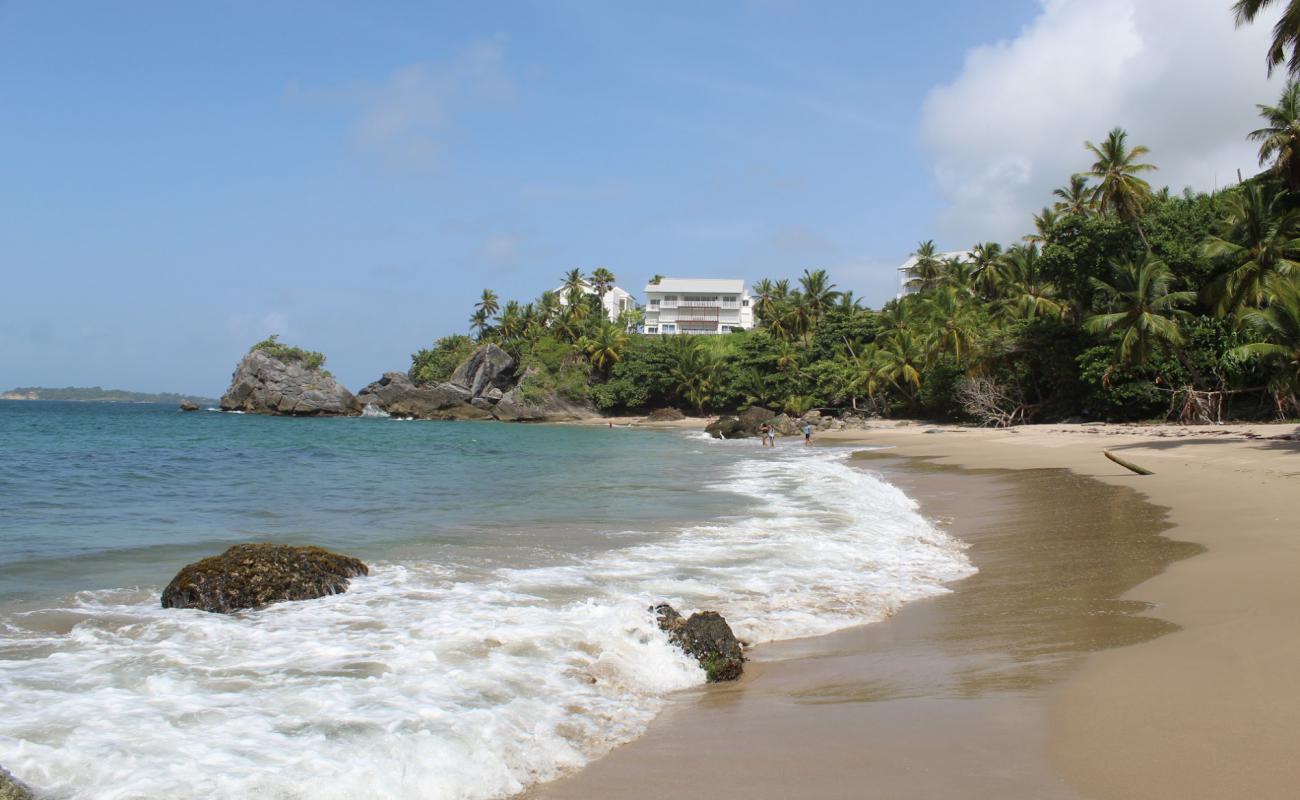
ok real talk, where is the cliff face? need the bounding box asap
[220,351,361,416]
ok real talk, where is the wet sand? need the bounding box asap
[529,421,1299,800]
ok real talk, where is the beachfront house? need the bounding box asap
[555,280,637,324]
[896,250,972,297]
[641,278,753,335]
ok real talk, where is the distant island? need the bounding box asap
[1,386,217,405]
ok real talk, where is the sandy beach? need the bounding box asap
[530,420,1300,799]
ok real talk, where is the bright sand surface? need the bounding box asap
[529,420,1299,799]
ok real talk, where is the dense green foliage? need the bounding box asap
[411,77,1300,425]
[251,335,327,371]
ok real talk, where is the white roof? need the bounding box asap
[553,281,636,300]
[897,251,971,272]
[643,278,746,294]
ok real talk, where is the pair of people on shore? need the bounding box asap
[758,422,776,447]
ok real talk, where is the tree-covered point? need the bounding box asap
[250,335,327,371]
[404,75,1300,425]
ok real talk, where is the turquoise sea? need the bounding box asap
[0,401,973,800]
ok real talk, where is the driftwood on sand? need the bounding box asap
[1104,449,1154,476]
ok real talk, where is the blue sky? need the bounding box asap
[0,0,1281,395]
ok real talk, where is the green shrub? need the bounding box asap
[409,335,475,384]
[251,335,327,370]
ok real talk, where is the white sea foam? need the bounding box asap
[0,446,973,800]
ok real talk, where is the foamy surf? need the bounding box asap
[0,445,973,800]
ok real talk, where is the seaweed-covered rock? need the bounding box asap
[220,350,360,416]
[705,416,743,439]
[161,544,369,613]
[0,765,35,800]
[644,407,686,422]
[653,603,744,682]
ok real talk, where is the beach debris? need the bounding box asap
[644,407,686,422]
[161,544,369,613]
[653,603,745,682]
[0,764,35,800]
[1104,449,1155,476]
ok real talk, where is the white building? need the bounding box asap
[555,280,637,323]
[896,250,972,297]
[642,278,753,335]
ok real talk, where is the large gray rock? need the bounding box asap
[0,766,35,800]
[705,416,743,439]
[653,603,744,682]
[220,350,360,416]
[644,407,686,422]
[355,372,491,420]
[737,406,776,435]
[449,343,516,398]
[770,413,800,436]
[161,544,369,614]
[491,367,594,422]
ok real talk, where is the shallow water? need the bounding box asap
[0,401,973,799]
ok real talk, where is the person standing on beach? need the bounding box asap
[802,422,813,446]
[759,422,774,448]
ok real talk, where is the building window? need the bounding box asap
[742,299,750,307]
[663,324,676,333]
[649,299,659,307]
[720,325,732,332]
[646,326,658,334]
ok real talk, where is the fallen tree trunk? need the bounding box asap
[1104,449,1154,476]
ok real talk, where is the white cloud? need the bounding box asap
[293,36,514,170]
[921,0,1285,245]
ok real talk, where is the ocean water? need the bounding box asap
[0,401,974,800]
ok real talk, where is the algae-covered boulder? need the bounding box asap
[736,405,776,435]
[653,603,745,682]
[0,765,35,800]
[161,544,369,613]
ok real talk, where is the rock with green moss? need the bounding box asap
[0,765,35,800]
[161,544,369,613]
[653,603,745,682]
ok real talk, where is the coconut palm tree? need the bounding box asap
[469,307,490,339]
[1230,278,1300,415]
[994,244,1067,322]
[475,289,500,322]
[921,286,981,365]
[562,268,586,296]
[837,290,863,312]
[666,336,722,413]
[970,241,1004,298]
[1053,174,1095,216]
[1081,127,1157,236]
[1084,254,1194,367]
[904,240,945,294]
[937,256,978,296]
[798,268,840,320]
[1233,0,1300,76]
[871,329,926,403]
[536,290,561,327]
[753,278,780,325]
[590,267,616,301]
[581,321,630,372]
[1204,183,1300,313]
[1250,80,1300,190]
[1025,207,1060,244]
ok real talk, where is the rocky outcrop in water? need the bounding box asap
[178,400,200,412]
[653,603,745,682]
[737,406,776,434]
[0,765,35,800]
[220,351,360,416]
[356,372,491,420]
[769,413,800,436]
[161,544,369,613]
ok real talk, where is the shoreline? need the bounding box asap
[529,420,1300,799]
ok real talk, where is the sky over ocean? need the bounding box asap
[0,0,1284,395]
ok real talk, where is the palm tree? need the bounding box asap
[994,244,1066,322]
[581,321,630,372]
[666,336,722,413]
[937,256,978,296]
[1081,127,1157,236]
[1204,183,1300,313]
[496,300,526,346]
[649,274,664,285]
[1230,278,1300,415]
[970,241,1004,298]
[536,290,561,327]
[475,289,500,321]
[904,240,945,294]
[871,329,927,403]
[798,269,839,319]
[920,286,981,365]
[469,307,490,338]
[1250,80,1300,190]
[837,290,863,312]
[1025,207,1060,244]
[1233,0,1300,76]
[1053,174,1095,216]
[1084,254,1194,366]
[590,267,616,301]
[562,268,586,296]
[753,278,780,325]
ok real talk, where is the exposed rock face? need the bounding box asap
[0,766,35,800]
[737,406,776,436]
[770,413,800,436]
[178,400,200,412]
[645,407,686,422]
[492,368,594,422]
[161,544,369,613]
[449,343,516,398]
[220,351,360,416]
[705,416,743,439]
[355,372,491,420]
[653,603,744,682]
